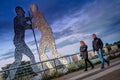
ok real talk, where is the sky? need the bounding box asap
[0,0,120,70]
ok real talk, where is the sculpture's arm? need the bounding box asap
[32,21,37,29]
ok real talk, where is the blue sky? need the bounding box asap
[0,0,120,69]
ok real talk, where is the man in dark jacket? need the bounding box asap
[92,34,109,69]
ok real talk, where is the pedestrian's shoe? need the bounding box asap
[84,69,88,71]
[91,66,94,69]
[101,66,104,69]
[107,61,110,66]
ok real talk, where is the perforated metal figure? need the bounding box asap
[30,4,68,69]
[6,6,40,80]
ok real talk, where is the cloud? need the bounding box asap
[0,20,14,41]
[55,33,92,48]
[57,42,80,55]
[27,40,40,46]
[25,0,120,54]
[0,58,14,70]
[51,0,120,40]
[0,50,14,60]
[1,0,120,70]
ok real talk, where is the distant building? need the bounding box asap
[72,54,78,62]
[88,50,95,58]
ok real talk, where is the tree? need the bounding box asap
[105,43,109,47]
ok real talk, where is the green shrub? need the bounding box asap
[41,71,64,80]
[67,63,78,73]
[107,54,120,60]
[93,61,101,65]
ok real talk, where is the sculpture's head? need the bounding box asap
[15,6,25,17]
[30,3,38,14]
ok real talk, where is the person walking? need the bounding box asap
[80,41,94,71]
[92,34,109,69]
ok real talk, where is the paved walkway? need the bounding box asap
[54,57,120,80]
[82,64,120,80]
[95,69,120,80]
[68,60,120,80]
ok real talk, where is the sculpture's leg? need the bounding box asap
[6,48,22,80]
[39,41,53,69]
[23,43,40,73]
[48,42,69,73]
[49,42,69,66]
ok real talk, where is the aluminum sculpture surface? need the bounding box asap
[6,6,40,80]
[30,4,68,69]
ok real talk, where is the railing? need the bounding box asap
[0,50,120,80]
[0,53,82,80]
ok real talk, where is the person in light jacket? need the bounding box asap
[80,41,94,71]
